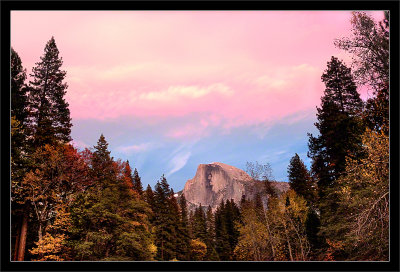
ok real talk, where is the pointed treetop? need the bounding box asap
[132,168,143,195]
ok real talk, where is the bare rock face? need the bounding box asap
[182,162,288,211]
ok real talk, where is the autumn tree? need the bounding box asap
[69,135,155,261]
[266,190,310,261]
[190,239,207,261]
[234,199,271,261]
[322,129,389,260]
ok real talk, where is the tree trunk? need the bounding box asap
[264,213,276,260]
[17,208,28,261]
[283,223,293,261]
[13,216,22,261]
[38,224,43,242]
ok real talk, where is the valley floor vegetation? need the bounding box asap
[11,11,389,261]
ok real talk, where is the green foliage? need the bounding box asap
[214,199,240,260]
[152,175,178,260]
[287,153,315,204]
[321,129,389,260]
[69,135,155,261]
[132,168,144,196]
[308,57,365,247]
[176,194,191,261]
[11,48,29,178]
[192,205,207,242]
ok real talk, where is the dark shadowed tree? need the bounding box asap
[308,56,364,248]
[287,153,315,204]
[27,36,72,149]
[132,168,143,196]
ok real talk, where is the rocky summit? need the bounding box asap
[182,162,289,211]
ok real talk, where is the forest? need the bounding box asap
[11,12,389,261]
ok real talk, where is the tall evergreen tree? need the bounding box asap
[153,175,177,260]
[11,47,29,167]
[11,47,29,261]
[287,153,315,204]
[69,137,155,261]
[192,205,207,243]
[27,36,72,149]
[308,56,364,190]
[205,205,219,260]
[11,47,28,124]
[122,160,134,191]
[308,56,364,246]
[214,200,230,260]
[132,168,143,196]
[214,199,240,260]
[91,134,115,183]
[144,184,155,224]
[176,194,191,260]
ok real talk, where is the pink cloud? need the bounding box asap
[11,11,386,138]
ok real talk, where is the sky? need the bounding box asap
[11,11,385,191]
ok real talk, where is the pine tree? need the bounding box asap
[214,200,230,260]
[192,205,207,243]
[153,175,177,260]
[132,168,143,196]
[122,160,134,191]
[308,57,364,190]
[214,199,240,260]
[11,47,28,124]
[27,36,72,149]
[205,205,219,260]
[144,184,155,224]
[304,208,322,252]
[176,194,191,261]
[225,199,240,259]
[69,139,155,261]
[91,134,115,183]
[11,48,29,261]
[287,153,315,204]
[11,47,29,168]
[308,56,365,248]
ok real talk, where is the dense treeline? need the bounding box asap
[11,11,389,261]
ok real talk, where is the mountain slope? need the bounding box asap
[182,162,289,211]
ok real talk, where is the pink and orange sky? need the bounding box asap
[11,11,385,190]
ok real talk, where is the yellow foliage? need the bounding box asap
[190,239,207,261]
[30,233,66,261]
